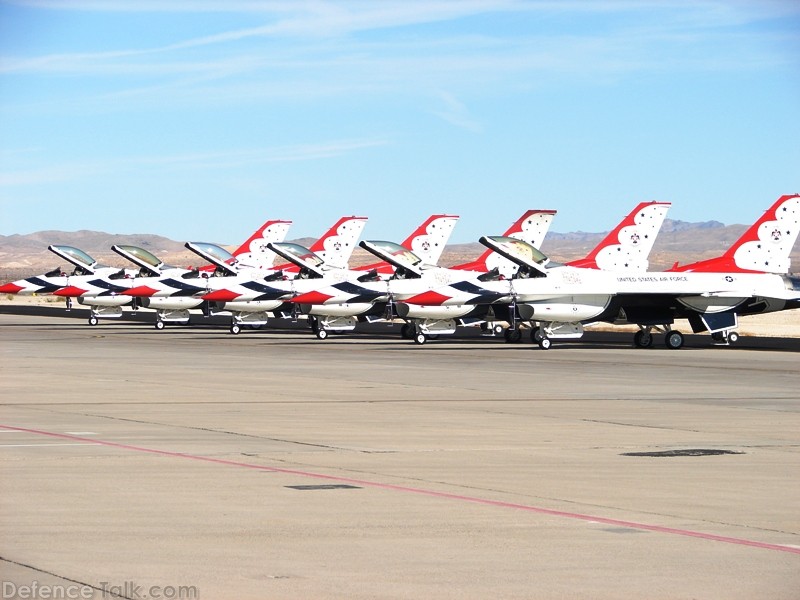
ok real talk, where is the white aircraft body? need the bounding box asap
[291,210,555,338]
[401,195,800,348]
[196,214,459,334]
[295,202,670,342]
[123,216,366,329]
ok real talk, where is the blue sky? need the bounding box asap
[1,1,798,245]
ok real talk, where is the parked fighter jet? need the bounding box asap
[0,244,141,324]
[0,219,293,325]
[290,210,555,338]
[297,202,669,343]
[195,214,459,334]
[120,216,366,329]
[404,195,800,348]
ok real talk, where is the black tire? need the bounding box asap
[530,327,543,343]
[538,337,552,350]
[414,332,426,345]
[727,331,740,344]
[88,316,98,326]
[665,330,684,349]
[316,328,328,340]
[155,320,165,330]
[230,324,241,335]
[633,330,653,348]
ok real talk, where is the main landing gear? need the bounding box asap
[711,330,739,345]
[633,326,684,349]
[399,323,429,345]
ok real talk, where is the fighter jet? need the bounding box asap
[0,219,293,326]
[404,195,800,348]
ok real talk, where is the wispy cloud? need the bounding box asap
[0,138,390,187]
[432,91,483,132]
[3,1,795,83]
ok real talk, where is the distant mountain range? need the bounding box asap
[1,219,798,282]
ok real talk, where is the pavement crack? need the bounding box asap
[0,556,125,599]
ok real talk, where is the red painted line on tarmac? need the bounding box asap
[3,424,799,555]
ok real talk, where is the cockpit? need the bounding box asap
[48,245,107,275]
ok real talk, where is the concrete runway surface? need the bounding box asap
[1,307,799,599]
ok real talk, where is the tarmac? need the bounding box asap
[1,306,799,599]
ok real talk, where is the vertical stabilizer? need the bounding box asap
[569,201,671,272]
[231,219,293,269]
[308,216,368,269]
[672,194,800,273]
[727,195,800,273]
[400,214,459,265]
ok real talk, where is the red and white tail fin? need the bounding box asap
[454,210,556,276]
[400,214,459,265]
[568,201,670,272]
[308,216,368,269]
[672,194,800,274]
[231,219,292,269]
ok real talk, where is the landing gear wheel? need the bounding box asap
[665,330,684,349]
[530,327,544,343]
[414,332,426,345]
[493,324,504,335]
[154,320,165,330]
[400,323,413,339]
[230,323,241,335]
[727,331,739,344]
[633,330,653,348]
[504,328,522,343]
[308,316,319,333]
[316,328,328,340]
[538,337,552,350]
[88,316,98,326]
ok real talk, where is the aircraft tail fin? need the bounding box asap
[454,210,556,277]
[568,201,671,272]
[231,219,293,269]
[399,214,459,265]
[308,216,368,269]
[672,194,800,274]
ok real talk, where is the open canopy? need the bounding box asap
[267,242,326,278]
[478,236,550,277]
[112,244,169,276]
[358,240,423,278]
[47,245,104,274]
[185,241,238,275]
